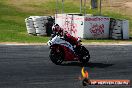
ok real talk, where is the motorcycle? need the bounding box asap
[47,35,90,65]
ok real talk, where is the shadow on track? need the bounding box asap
[61,62,114,68]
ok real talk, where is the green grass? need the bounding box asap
[0,1,50,43]
[0,0,132,43]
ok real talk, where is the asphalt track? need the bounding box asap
[0,45,132,88]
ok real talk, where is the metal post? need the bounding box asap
[80,0,82,14]
[99,0,102,15]
[84,0,86,15]
[110,0,112,11]
[56,0,58,14]
[62,0,64,14]
[55,0,59,23]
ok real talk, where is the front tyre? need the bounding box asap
[49,48,64,65]
[78,46,90,64]
[81,53,90,64]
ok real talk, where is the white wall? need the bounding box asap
[84,16,110,38]
[55,14,111,39]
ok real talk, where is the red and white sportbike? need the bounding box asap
[47,35,90,65]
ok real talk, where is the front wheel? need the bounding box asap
[81,53,90,64]
[78,46,90,64]
[49,48,64,65]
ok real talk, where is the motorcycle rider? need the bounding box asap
[52,24,81,48]
[63,31,79,46]
[63,31,83,55]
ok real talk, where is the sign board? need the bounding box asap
[55,14,110,39]
[84,16,110,38]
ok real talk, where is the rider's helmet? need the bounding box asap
[52,24,63,36]
[52,24,59,32]
[54,24,59,29]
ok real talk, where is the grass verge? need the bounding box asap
[0,0,132,43]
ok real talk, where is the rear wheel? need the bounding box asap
[49,47,64,65]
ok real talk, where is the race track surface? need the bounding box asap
[0,45,131,88]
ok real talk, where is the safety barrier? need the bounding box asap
[25,16,54,36]
[25,14,129,39]
[109,18,129,39]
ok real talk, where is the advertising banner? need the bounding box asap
[55,14,110,39]
[84,16,110,38]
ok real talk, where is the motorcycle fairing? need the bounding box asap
[48,35,74,51]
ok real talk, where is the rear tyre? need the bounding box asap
[49,47,64,65]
